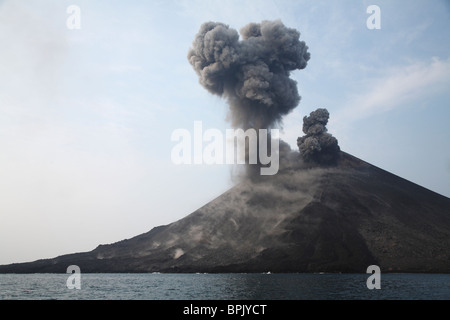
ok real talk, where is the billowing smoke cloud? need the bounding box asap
[188,20,310,131]
[297,108,340,165]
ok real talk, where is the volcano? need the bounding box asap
[1,151,449,274]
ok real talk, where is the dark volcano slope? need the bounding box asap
[1,152,449,273]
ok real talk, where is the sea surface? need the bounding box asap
[0,273,449,300]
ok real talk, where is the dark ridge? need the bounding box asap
[1,151,449,273]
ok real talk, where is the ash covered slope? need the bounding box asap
[1,151,450,273]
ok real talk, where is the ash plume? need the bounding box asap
[297,108,340,165]
[188,20,310,130]
[188,20,310,177]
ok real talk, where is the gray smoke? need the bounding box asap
[297,108,340,165]
[188,20,310,131]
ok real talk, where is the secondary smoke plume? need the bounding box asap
[188,20,310,131]
[297,108,340,165]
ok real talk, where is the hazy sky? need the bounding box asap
[1,0,449,265]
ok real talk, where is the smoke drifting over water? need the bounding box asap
[188,20,310,131]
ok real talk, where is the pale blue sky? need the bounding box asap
[0,0,449,264]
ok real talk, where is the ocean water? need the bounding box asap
[0,273,449,300]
